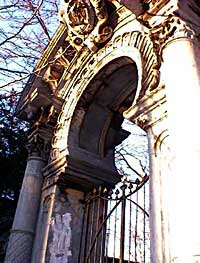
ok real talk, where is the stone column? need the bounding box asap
[160,20,200,262]
[124,85,171,263]
[31,185,57,263]
[5,147,46,263]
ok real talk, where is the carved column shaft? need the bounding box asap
[5,154,46,263]
[161,35,200,262]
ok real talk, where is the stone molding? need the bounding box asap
[124,85,167,130]
[154,129,169,157]
[10,229,35,236]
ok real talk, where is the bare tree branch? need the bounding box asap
[0,0,44,47]
[116,150,144,178]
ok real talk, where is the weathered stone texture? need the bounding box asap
[5,232,33,263]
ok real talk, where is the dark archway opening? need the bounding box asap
[67,56,150,263]
[66,57,140,191]
[78,58,138,159]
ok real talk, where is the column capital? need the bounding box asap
[26,139,50,161]
[26,109,55,161]
[124,85,167,131]
[150,15,200,55]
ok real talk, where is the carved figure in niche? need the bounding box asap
[49,213,72,263]
[43,60,65,93]
[68,0,90,27]
[59,0,113,50]
[60,0,94,35]
[88,0,113,44]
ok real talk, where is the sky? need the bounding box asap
[0,0,59,93]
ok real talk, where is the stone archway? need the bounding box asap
[59,58,139,191]
[5,6,162,259]
[40,55,145,263]
[5,22,161,263]
[47,30,160,185]
[5,1,200,263]
[39,32,158,260]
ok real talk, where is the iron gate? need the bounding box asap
[79,175,150,263]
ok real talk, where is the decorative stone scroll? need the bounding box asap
[59,0,113,51]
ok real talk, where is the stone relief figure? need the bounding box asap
[86,0,113,45]
[49,213,72,263]
[68,0,90,27]
[59,0,95,34]
[59,0,113,50]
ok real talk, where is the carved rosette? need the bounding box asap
[60,0,113,51]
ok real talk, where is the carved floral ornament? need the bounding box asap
[150,15,199,53]
[59,0,113,50]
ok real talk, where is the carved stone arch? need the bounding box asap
[45,30,160,191]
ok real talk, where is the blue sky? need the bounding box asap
[0,0,59,93]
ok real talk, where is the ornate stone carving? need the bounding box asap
[43,47,70,94]
[150,15,199,53]
[26,106,54,160]
[64,0,95,35]
[48,30,160,172]
[49,213,72,263]
[59,0,113,51]
[26,140,50,160]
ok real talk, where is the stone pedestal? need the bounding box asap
[5,156,45,263]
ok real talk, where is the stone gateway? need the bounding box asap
[5,1,200,263]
